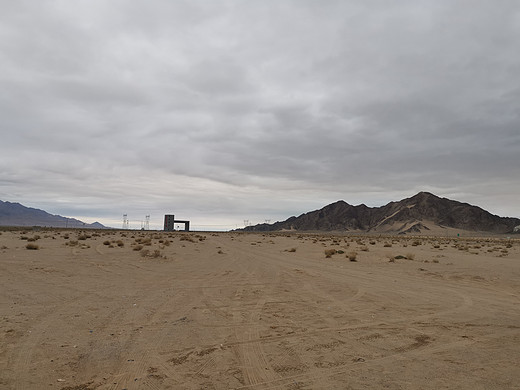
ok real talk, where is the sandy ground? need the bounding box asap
[1,229,519,390]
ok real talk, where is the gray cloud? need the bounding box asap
[1,0,519,229]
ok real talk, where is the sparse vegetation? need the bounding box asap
[347,251,358,262]
[324,249,336,258]
[25,243,39,250]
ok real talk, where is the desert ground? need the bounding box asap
[1,228,519,390]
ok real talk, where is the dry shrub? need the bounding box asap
[117,240,124,247]
[103,240,110,245]
[383,243,392,247]
[25,243,39,250]
[347,251,358,262]
[68,240,79,246]
[359,246,369,252]
[324,249,336,258]
[133,244,143,251]
[140,249,150,257]
[287,248,297,252]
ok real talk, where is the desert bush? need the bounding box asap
[383,242,392,247]
[133,244,143,251]
[152,249,162,258]
[140,249,150,257]
[324,249,336,258]
[359,246,369,252]
[116,240,124,247]
[287,247,297,252]
[347,251,358,262]
[78,234,88,240]
[394,255,406,259]
[68,240,78,246]
[25,243,39,250]
[20,236,29,240]
[103,240,110,245]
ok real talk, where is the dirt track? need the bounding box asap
[1,230,519,389]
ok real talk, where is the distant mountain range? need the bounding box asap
[0,200,107,229]
[240,192,520,234]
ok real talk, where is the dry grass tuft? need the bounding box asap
[347,251,358,261]
[324,249,336,258]
[25,243,39,250]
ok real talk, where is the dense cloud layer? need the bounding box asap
[1,1,519,229]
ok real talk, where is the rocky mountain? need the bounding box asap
[241,192,520,234]
[0,200,108,229]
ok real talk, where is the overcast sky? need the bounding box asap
[1,1,519,230]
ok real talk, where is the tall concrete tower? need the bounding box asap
[164,215,175,231]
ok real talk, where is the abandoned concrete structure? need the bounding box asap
[164,214,190,231]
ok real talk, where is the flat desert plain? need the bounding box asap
[1,229,520,390]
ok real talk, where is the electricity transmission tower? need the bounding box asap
[145,215,150,230]
[123,214,129,229]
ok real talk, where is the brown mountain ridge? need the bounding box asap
[0,200,107,229]
[241,192,520,234]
